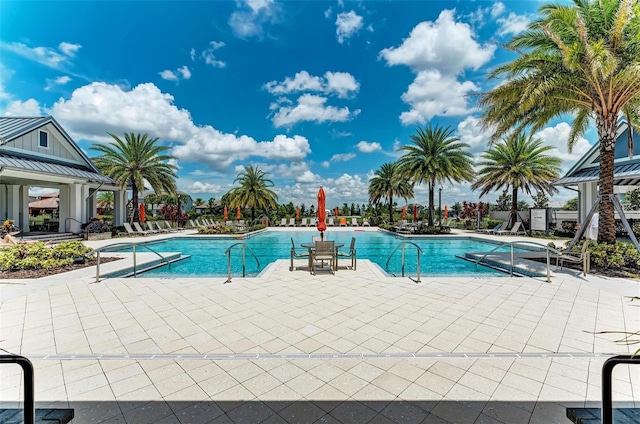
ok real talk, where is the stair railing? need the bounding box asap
[474,240,562,282]
[64,217,83,233]
[0,355,34,424]
[224,242,261,283]
[384,241,424,283]
[89,242,171,282]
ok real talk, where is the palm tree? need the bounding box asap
[228,165,278,221]
[96,191,114,214]
[194,198,204,207]
[397,125,475,226]
[207,197,216,213]
[471,133,562,227]
[368,162,414,224]
[478,0,640,243]
[91,133,177,223]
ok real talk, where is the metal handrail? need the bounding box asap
[385,241,424,283]
[0,354,34,424]
[224,242,261,283]
[64,217,83,233]
[88,242,171,282]
[474,240,563,282]
[602,355,640,424]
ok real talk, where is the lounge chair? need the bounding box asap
[164,221,184,232]
[300,218,309,227]
[189,220,198,228]
[279,218,287,227]
[123,222,143,236]
[361,219,370,227]
[289,237,310,271]
[496,221,526,236]
[478,222,506,234]
[350,218,359,226]
[311,241,335,275]
[556,239,591,276]
[327,218,336,226]
[337,237,356,270]
[134,222,158,235]
[339,218,347,227]
[156,221,174,232]
[150,221,170,233]
[287,218,296,227]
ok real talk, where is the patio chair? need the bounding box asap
[327,217,335,226]
[350,218,359,226]
[337,237,357,270]
[300,218,309,227]
[164,221,184,232]
[311,240,335,275]
[556,239,591,276]
[287,218,296,227]
[123,222,143,236]
[133,222,157,235]
[188,220,198,228]
[340,218,347,227]
[289,237,310,271]
[478,221,506,234]
[149,221,170,233]
[156,221,174,232]
[361,219,370,227]
[279,218,287,226]
[495,221,526,236]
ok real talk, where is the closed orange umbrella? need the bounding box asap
[334,207,339,218]
[413,204,418,220]
[236,206,241,220]
[139,203,145,222]
[223,206,228,220]
[444,205,449,219]
[317,187,327,238]
[402,206,406,219]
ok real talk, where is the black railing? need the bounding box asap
[602,354,639,424]
[0,354,34,424]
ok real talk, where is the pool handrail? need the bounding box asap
[88,242,172,282]
[385,241,424,283]
[224,242,261,283]
[473,240,563,282]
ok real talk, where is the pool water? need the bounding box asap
[109,231,510,277]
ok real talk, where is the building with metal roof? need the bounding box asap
[554,120,640,221]
[0,116,126,232]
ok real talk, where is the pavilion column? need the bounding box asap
[58,185,69,233]
[113,189,127,226]
[19,185,30,232]
[0,184,7,221]
[6,185,20,226]
[580,182,598,222]
[82,185,93,222]
[66,183,82,233]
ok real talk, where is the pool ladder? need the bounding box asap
[224,242,261,283]
[90,242,171,282]
[385,241,424,283]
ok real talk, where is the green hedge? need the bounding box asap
[0,241,93,272]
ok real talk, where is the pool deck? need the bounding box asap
[1,227,639,423]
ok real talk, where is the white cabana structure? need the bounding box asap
[0,116,126,233]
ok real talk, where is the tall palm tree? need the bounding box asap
[397,125,475,226]
[96,191,114,214]
[91,133,177,223]
[368,162,414,224]
[228,165,278,221]
[479,0,640,243]
[471,133,562,227]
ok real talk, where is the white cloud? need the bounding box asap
[380,10,494,124]
[190,48,196,62]
[324,7,332,19]
[177,66,191,79]
[201,41,226,68]
[184,181,223,194]
[49,82,312,170]
[159,70,178,81]
[271,94,359,127]
[336,11,363,44]
[3,99,42,116]
[44,75,72,91]
[330,153,356,163]
[58,42,81,57]
[0,41,81,70]
[229,0,281,39]
[356,141,382,153]
[456,115,492,153]
[380,10,495,75]
[399,71,480,124]
[535,122,593,175]
[265,70,359,98]
[496,12,532,37]
[491,2,506,18]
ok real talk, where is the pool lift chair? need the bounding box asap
[337,237,357,270]
[556,239,592,276]
[289,237,310,271]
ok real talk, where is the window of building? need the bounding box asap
[39,131,49,148]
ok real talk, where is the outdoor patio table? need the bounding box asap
[301,242,344,272]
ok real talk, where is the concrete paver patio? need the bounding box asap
[1,229,639,423]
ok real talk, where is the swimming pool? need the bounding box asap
[105,230,511,277]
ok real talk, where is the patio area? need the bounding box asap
[0,230,639,423]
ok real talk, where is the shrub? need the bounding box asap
[588,241,640,270]
[0,240,92,272]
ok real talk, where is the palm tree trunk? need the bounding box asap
[389,196,394,224]
[511,186,518,227]
[131,182,139,223]
[251,206,255,221]
[428,181,435,226]
[597,117,618,244]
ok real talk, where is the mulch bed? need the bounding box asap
[0,257,122,279]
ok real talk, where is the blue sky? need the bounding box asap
[0,0,590,208]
